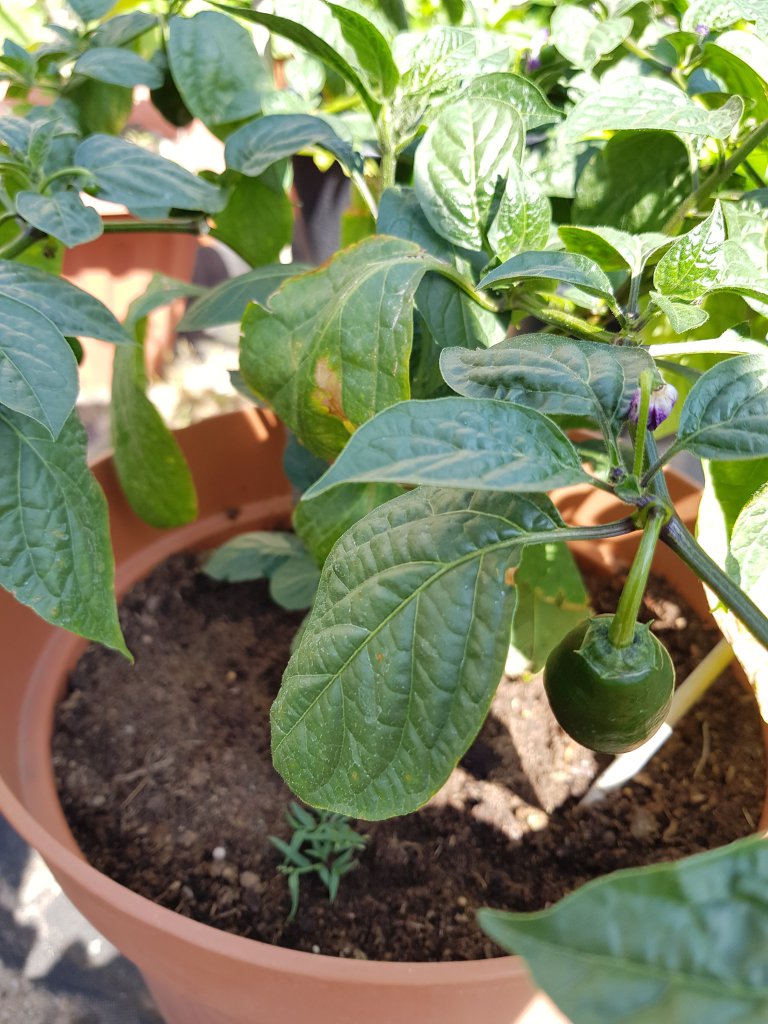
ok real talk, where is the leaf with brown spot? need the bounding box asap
[239,236,437,460]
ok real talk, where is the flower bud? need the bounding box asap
[628,381,678,431]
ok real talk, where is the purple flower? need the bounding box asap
[525,28,550,74]
[694,23,709,37]
[628,382,679,431]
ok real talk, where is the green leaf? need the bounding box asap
[167,12,270,128]
[67,0,114,22]
[0,294,77,436]
[123,273,205,334]
[204,531,306,582]
[111,288,198,529]
[509,543,590,673]
[675,354,768,460]
[563,80,744,141]
[90,12,158,48]
[294,481,403,565]
[209,173,293,268]
[209,3,380,119]
[551,4,632,72]
[0,115,32,154]
[486,162,551,262]
[704,32,768,120]
[457,72,561,132]
[683,0,768,36]
[270,553,320,610]
[440,335,655,439]
[179,264,307,332]
[302,397,589,499]
[413,96,525,249]
[377,187,506,350]
[559,225,670,275]
[698,460,768,719]
[653,203,727,301]
[271,487,569,819]
[0,260,130,343]
[0,406,128,655]
[649,291,710,334]
[72,46,162,89]
[480,251,617,309]
[572,131,692,233]
[15,190,103,247]
[225,114,360,177]
[479,836,768,1024]
[67,79,133,136]
[325,3,399,96]
[239,236,432,461]
[75,135,225,217]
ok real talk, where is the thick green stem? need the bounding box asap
[661,515,768,649]
[609,507,665,648]
[664,118,768,233]
[433,262,502,312]
[515,296,615,342]
[38,165,93,192]
[378,104,397,191]
[102,219,203,234]
[632,370,654,480]
[0,228,44,260]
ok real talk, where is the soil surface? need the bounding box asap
[53,554,766,962]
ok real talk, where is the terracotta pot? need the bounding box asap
[0,409,765,1024]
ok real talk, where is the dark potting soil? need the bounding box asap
[53,553,766,962]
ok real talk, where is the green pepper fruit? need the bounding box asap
[543,614,675,754]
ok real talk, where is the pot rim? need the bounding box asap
[1,410,765,987]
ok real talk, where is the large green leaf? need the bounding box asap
[457,72,561,131]
[0,406,127,654]
[302,397,589,499]
[67,0,114,22]
[111,285,198,529]
[698,461,768,720]
[15,190,103,248]
[75,135,225,216]
[559,226,671,276]
[209,172,292,268]
[674,354,768,460]
[653,203,727,300]
[225,114,360,177]
[73,47,163,89]
[562,79,743,141]
[377,187,506,350]
[550,4,632,71]
[325,2,399,96]
[179,265,306,332]
[480,251,617,309]
[209,3,380,119]
[509,542,590,673]
[272,487,569,818]
[239,236,433,461]
[413,96,525,249]
[572,131,692,233]
[0,260,130,343]
[167,12,270,128]
[440,335,654,437]
[479,835,768,1024]
[0,294,77,437]
[486,162,551,261]
[704,32,768,120]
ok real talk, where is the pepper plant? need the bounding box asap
[3,0,768,1019]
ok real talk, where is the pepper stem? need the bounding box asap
[609,506,666,648]
[632,369,654,480]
